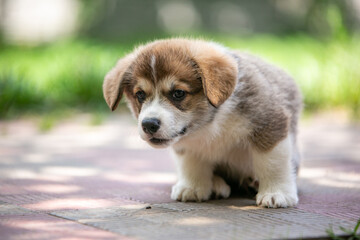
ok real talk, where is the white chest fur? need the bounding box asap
[172,95,255,181]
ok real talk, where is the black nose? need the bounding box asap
[142,118,161,134]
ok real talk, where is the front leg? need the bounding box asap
[171,152,214,202]
[252,135,298,208]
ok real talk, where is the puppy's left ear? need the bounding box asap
[193,46,238,107]
[103,54,134,111]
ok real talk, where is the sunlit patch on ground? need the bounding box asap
[0,113,359,239]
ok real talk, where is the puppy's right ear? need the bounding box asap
[103,54,134,111]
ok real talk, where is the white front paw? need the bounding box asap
[256,190,298,208]
[171,182,212,202]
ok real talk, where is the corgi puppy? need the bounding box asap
[103,38,302,208]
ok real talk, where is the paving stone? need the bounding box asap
[0,193,56,206]
[0,212,126,240]
[0,202,34,216]
[51,199,357,240]
[110,186,174,204]
[0,114,359,239]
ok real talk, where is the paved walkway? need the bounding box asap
[0,112,359,240]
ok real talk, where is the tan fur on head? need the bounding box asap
[103,53,135,111]
[102,39,238,110]
[188,41,238,107]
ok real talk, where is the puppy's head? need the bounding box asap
[103,39,238,148]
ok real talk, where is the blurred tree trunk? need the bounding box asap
[305,0,360,39]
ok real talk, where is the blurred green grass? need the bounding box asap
[0,34,359,120]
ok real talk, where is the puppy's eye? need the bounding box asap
[171,90,186,101]
[135,90,146,103]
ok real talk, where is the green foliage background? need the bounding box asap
[0,1,359,120]
[1,34,359,119]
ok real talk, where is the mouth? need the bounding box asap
[146,126,189,147]
[149,138,171,145]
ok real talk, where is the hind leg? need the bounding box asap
[252,135,298,208]
[212,175,231,199]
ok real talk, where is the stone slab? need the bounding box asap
[0,114,359,239]
[51,199,357,240]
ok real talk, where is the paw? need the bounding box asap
[171,182,212,202]
[256,191,298,208]
[212,175,231,199]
